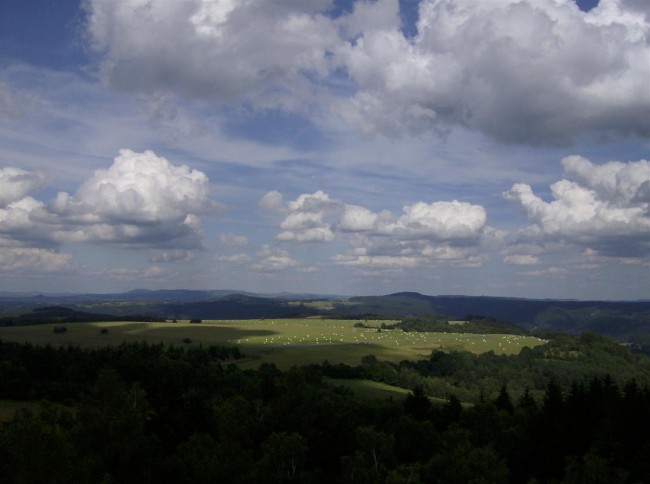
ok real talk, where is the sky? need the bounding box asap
[0,0,648,299]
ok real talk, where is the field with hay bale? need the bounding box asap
[0,318,545,369]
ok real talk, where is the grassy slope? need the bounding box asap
[0,319,545,369]
[324,378,464,405]
[0,400,42,422]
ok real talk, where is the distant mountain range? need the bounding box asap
[1,290,649,343]
[0,289,339,304]
[0,289,256,303]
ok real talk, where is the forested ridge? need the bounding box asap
[0,306,165,326]
[1,334,649,483]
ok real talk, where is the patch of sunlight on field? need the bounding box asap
[0,321,273,348]
[0,319,546,368]
[322,379,468,406]
[0,400,75,422]
[324,378,412,400]
[0,400,41,422]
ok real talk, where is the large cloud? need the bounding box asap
[0,150,220,249]
[390,201,486,240]
[85,0,650,145]
[54,149,215,221]
[504,156,650,257]
[264,189,488,268]
[0,197,50,247]
[0,167,46,207]
[276,191,341,242]
[86,0,339,108]
[340,0,650,143]
[0,173,78,277]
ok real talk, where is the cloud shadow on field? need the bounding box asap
[0,322,278,348]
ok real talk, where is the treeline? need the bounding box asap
[385,315,528,335]
[0,306,165,327]
[329,292,650,335]
[156,295,320,320]
[321,332,650,403]
[1,338,649,482]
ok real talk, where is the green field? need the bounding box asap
[325,379,479,407]
[0,400,75,423]
[0,400,42,422]
[0,319,546,369]
[324,378,459,403]
[325,377,411,397]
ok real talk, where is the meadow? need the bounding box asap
[0,318,545,369]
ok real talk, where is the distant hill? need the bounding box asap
[156,294,320,320]
[336,292,650,341]
[0,306,164,326]
[0,289,254,304]
[390,315,529,335]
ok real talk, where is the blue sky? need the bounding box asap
[0,0,648,299]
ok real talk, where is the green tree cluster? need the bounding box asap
[0,337,648,482]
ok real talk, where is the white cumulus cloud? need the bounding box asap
[86,0,339,109]
[391,201,486,240]
[365,0,645,144]
[48,149,221,248]
[340,0,650,143]
[0,167,46,208]
[58,149,216,223]
[84,0,650,145]
[0,150,222,250]
[504,156,650,257]
[270,189,489,269]
[258,190,286,213]
[276,191,341,243]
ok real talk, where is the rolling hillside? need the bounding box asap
[1,290,648,343]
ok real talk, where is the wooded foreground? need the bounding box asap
[0,335,648,483]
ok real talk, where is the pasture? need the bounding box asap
[0,319,546,369]
[0,400,42,422]
[324,378,464,405]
